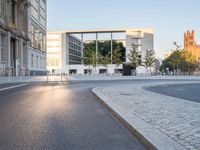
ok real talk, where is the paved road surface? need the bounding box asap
[1,79,199,150]
[146,83,200,103]
[0,80,147,150]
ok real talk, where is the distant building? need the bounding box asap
[47,29,154,75]
[47,32,82,74]
[184,30,200,62]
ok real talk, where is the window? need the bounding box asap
[11,0,16,24]
[31,25,36,47]
[43,58,47,68]
[0,35,4,61]
[0,0,4,15]
[36,56,38,67]
[31,54,34,67]
[42,34,46,52]
[40,57,42,68]
[31,0,39,21]
[31,25,46,52]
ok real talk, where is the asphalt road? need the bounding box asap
[146,83,200,103]
[0,80,149,150]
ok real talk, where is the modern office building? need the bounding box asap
[47,28,154,75]
[67,34,82,65]
[0,0,47,76]
[47,32,82,74]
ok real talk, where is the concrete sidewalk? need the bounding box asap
[68,75,200,81]
[92,81,200,150]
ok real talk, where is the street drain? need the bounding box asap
[120,93,135,96]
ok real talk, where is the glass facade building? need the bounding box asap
[68,35,82,65]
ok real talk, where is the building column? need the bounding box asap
[81,33,84,64]
[19,38,24,76]
[0,34,2,76]
[0,35,1,62]
[96,33,98,64]
[15,38,19,76]
[7,32,11,76]
[111,32,113,64]
[22,41,28,75]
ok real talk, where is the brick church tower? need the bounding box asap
[184,30,200,60]
[184,30,196,49]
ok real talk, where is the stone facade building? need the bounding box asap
[28,0,47,76]
[0,0,46,76]
[0,0,29,76]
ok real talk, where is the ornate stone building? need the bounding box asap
[0,0,47,76]
[0,0,30,76]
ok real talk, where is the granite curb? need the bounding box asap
[91,82,199,150]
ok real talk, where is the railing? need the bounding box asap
[1,72,200,84]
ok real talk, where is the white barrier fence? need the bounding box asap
[1,73,200,84]
[0,75,68,84]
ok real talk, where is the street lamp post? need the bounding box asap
[173,42,182,76]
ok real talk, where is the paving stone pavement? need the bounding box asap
[94,81,200,150]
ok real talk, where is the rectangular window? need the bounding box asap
[44,58,46,68]
[0,0,4,15]
[36,56,38,67]
[40,57,42,68]
[0,35,4,61]
[43,34,46,52]
[11,0,16,24]
[31,54,34,67]
[31,25,46,52]
[31,25,36,48]
[39,0,46,28]
[31,0,39,21]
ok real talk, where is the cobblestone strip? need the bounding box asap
[94,81,200,150]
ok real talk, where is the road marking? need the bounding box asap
[0,84,28,91]
[177,88,187,91]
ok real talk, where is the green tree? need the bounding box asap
[83,47,92,66]
[143,49,156,74]
[113,46,122,71]
[99,53,111,72]
[160,50,197,75]
[160,57,173,73]
[84,40,125,62]
[179,50,197,72]
[83,47,97,74]
[127,44,141,75]
[168,50,181,74]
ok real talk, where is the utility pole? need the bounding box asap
[173,42,182,76]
